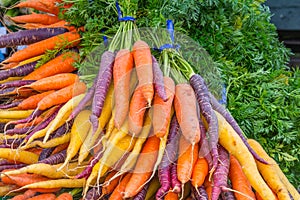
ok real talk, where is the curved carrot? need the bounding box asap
[10,14,61,25]
[55,192,73,200]
[37,81,86,110]
[14,0,60,15]
[102,170,121,195]
[153,77,175,138]
[4,32,80,63]
[128,86,148,135]
[229,155,256,200]
[123,136,160,198]
[18,91,55,110]
[132,40,154,105]
[1,173,50,187]
[191,157,209,188]
[10,189,37,200]
[110,173,132,200]
[27,193,56,200]
[113,49,134,129]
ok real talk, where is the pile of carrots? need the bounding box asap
[0,0,299,200]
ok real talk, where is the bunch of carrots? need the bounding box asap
[0,0,299,200]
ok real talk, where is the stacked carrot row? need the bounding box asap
[0,1,299,200]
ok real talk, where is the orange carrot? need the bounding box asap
[164,191,179,200]
[177,135,199,184]
[37,81,86,110]
[102,170,122,195]
[51,143,69,155]
[27,193,56,200]
[27,147,43,155]
[14,0,60,15]
[229,155,256,200]
[55,192,73,200]
[0,62,18,70]
[17,91,55,110]
[123,136,160,198]
[10,14,61,25]
[132,40,154,105]
[26,73,79,91]
[174,83,200,144]
[113,49,134,129]
[109,173,132,200]
[153,77,175,138]
[1,173,50,186]
[10,189,37,200]
[4,32,80,63]
[204,177,213,200]
[22,21,75,31]
[191,157,209,188]
[128,86,148,135]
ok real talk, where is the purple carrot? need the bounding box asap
[0,164,27,172]
[133,181,150,200]
[25,105,62,141]
[0,100,21,109]
[0,123,14,132]
[0,61,37,81]
[152,55,167,101]
[75,146,103,179]
[192,185,209,200]
[38,150,67,165]
[199,119,213,170]
[0,28,68,48]
[156,116,180,200]
[170,163,181,194]
[5,126,33,135]
[0,87,15,95]
[38,121,73,161]
[211,145,230,200]
[0,80,35,89]
[3,138,24,146]
[190,74,219,173]
[0,143,19,148]
[209,93,268,164]
[90,51,115,133]
[68,80,96,121]
[221,182,236,200]
[84,187,102,200]
[8,109,43,125]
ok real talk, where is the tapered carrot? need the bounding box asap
[4,32,80,63]
[10,14,61,25]
[109,173,132,200]
[14,0,60,15]
[153,77,175,138]
[128,86,148,135]
[27,193,56,200]
[113,49,134,129]
[174,83,200,144]
[191,157,209,188]
[102,170,121,195]
[37,81,86,110]
[10,189,37,200]
[132,40,154,105]
[123,136,160,198]
[14,115,44,128]
[164,191,179,200]
[17,91,55,110]
[55,192,73,200]
[177,135,199,185]
[229,155,256,200]
[23,52,79,80]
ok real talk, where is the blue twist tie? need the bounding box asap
[101,29,108,47]
[218,84,227,105]
[167,19,175,43]
[116,1,135,22]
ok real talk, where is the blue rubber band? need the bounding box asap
[116,1,135,22]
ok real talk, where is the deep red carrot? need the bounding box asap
[23,52,79,80]
[90,51,115,132]
[0,28,68,48]
[0,61,37,81]
[113,49,134,129]
[18,91,55,110]
[190,74,219,174]
[4,32,80,63]
[132,40,154,105]
[152,55,167,101]
[128,86,148,135]
[209,93,268,164]
[10,14,61,25]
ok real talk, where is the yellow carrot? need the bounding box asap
[0,110,33,119]
[22,133,70,149]
[17,55,43,67]
[0,148,38,164]
[20,178,86,189]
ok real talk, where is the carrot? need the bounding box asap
[51,142,69,155]
[174,83,200,144]
[177,136,199,185]
[17,91,54,110]
[23,52,79,81]
[101,171,121,195]
[27,193,56,200]
[0,148,38,164]
[153,77,175,138]
[58,110,91,171]
[204,177,213,200]
[132,40,154,105]
[10,189,37,200]
[37,81,86,110]
[113,49,134,129]
[0,109,33,119]
[128,86,148,135]
[10,14,61,25]
[25,73,79,91]
[4,32,80,63]
[1,172,50,187]
[14,115,44,129]
[191,157,209,188]
[109,173,132,200]
[164,191,179,200]
[247,139,291,200]
[152,55,167,101]
[45,21,75,31]
[123,135,160,198]
[192,185,209,200]
[229,155,256,200]
[14,0,60,15]
[255,191,279,200]
[55,192,73,200]
[215,111,276,200]
[0,184,19,196]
